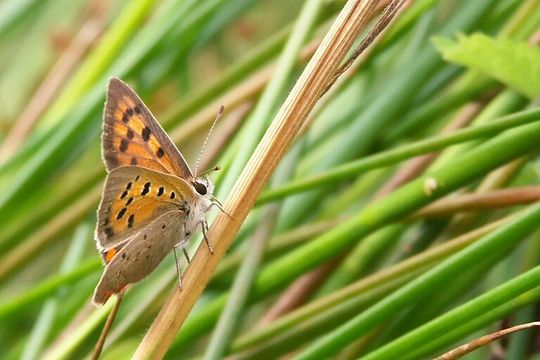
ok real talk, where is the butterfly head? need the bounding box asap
[192,165,219,199]
[191,175,214,198]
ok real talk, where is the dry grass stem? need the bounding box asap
[435,322,540,360]
[133,1,383,358]
[321,0,408,96]
[411,186,540,219]
[92,294,123,360]
[446,159,526,234]
[249,0,410,321]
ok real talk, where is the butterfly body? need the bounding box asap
[93,78,215,305]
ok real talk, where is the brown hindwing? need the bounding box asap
[93,209,186,304]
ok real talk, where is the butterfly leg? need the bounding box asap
[210,197,233,219]
[200,220,214,253]
[173,248,183,289]
[211,196,224,208]
[183,248,191,263]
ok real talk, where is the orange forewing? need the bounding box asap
[96,166,196,262]
[102,78,193,179]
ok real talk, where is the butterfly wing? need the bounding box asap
[102,77,193,179]
[96,166,197,262]
[93,209,186,305]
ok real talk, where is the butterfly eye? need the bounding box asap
[192,181,207,195]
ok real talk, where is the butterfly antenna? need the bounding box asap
[195,105,225,177]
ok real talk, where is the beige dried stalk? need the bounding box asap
[133,1,382,358]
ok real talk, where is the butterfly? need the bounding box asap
[93,78,217,305]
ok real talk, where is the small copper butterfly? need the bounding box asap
[93,78,217,305]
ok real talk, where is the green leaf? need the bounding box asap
[433,33,540,98]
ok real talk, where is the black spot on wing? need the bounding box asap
[116,208,127,220]
[105,227,114,237]
[128,214,135,228]
[142,126,151,141]
[119,139,128,152]
[122,108,134,123]
[157,186,164,196]
[141,182,151,196]
[156,147,164,158]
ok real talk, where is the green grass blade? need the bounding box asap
[258,106,540,204]
[296,203,540,359]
